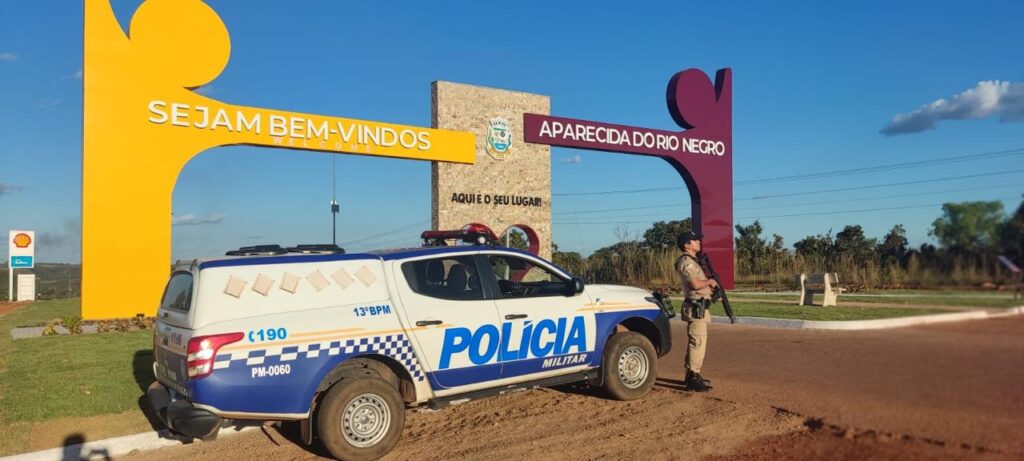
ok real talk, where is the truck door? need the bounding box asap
[393,254,503,390]
[480,252,595,380]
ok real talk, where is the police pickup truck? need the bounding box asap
[148,230,673,461]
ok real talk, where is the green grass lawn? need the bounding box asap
[0,299,155,454]
[669,297,955,321]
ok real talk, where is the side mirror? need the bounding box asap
[566,276,585,296]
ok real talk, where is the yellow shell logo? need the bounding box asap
[13,233,32,248]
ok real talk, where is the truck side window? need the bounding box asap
[487,255,566,299]
[402,256,485,301]
[160,272,194,312]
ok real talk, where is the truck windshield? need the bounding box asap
[160,272,194,312]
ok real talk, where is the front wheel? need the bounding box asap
[601,331,658,400]
[317,377,405,461]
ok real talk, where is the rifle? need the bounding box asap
[696,252,736,324]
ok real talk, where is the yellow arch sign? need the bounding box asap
[82,0,475,319]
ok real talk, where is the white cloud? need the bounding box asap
[0,182,23,195]
[72,69,82,80]
[172,213,226,226]
[0,52,16,62]
[882,80,1024,135]
[561,154,583,164]
[194,85,215,96]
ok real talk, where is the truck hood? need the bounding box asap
[584,284,651,302]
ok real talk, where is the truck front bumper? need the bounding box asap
[147,381,223,440]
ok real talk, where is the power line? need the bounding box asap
[737,196,1022,220]
[551,195,1021,225]
[350,238,423,252]
[553,202,688,216]
[339,220,428,247]
[737,168,1024,201]
[554,212,690,222]
[552,182,1021,217]
[553,185,680,197]
[734,183,1022,211]
[735,148,1024,186]
[551,147,1024,197]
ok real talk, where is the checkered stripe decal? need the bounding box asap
[213,334,425,381]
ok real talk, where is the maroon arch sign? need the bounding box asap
[524,68,734,288]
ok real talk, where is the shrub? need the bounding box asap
[41,319,60,336]
[132,315,155,330]
[114,319,132,332]
[60,314,83,334]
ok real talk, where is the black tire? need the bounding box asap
[601,331,658,400]
[317,377,405,461]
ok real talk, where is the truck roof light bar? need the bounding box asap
[421,223,498,247]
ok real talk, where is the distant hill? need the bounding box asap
[0,263,81,300]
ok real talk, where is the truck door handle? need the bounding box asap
[416,320,443,327]
[505,314,528,320]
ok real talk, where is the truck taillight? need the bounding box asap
[186,333,243,380]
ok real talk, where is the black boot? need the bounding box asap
[686,371,712,386]
[685,372,712,392]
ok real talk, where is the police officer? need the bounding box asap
[675,231,717,392]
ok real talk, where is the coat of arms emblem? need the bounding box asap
[485,117,513,160]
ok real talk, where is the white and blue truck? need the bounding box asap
[148,230,673,460]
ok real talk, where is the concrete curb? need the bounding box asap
[711,306,1024,330]
[0,425,259,461]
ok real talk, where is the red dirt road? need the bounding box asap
[120,316,1024,460]
[703,316,1024,456]
[0,301,32,316]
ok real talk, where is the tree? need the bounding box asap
[586,240,645,283]
[930,201,1005,252]
[999,196,1024,263]
[878,224,909,265]
[501,228,529,251]
[794,231,834,260]
[642,219,692,249]
[735,220,768,274]
[552,242,586,277]
[834,225,877,262]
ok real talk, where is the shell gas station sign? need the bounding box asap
[9,231,34,269]
[8,230,35,302]
[81,0,475,319]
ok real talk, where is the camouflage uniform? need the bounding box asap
[676,254,712,375]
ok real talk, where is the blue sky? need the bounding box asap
[1,0,1022,263]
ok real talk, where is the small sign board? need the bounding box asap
[10,256,34,269]
[17,274,35,302]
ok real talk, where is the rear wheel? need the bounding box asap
[317,377,405,461]
[601,331,658,400]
